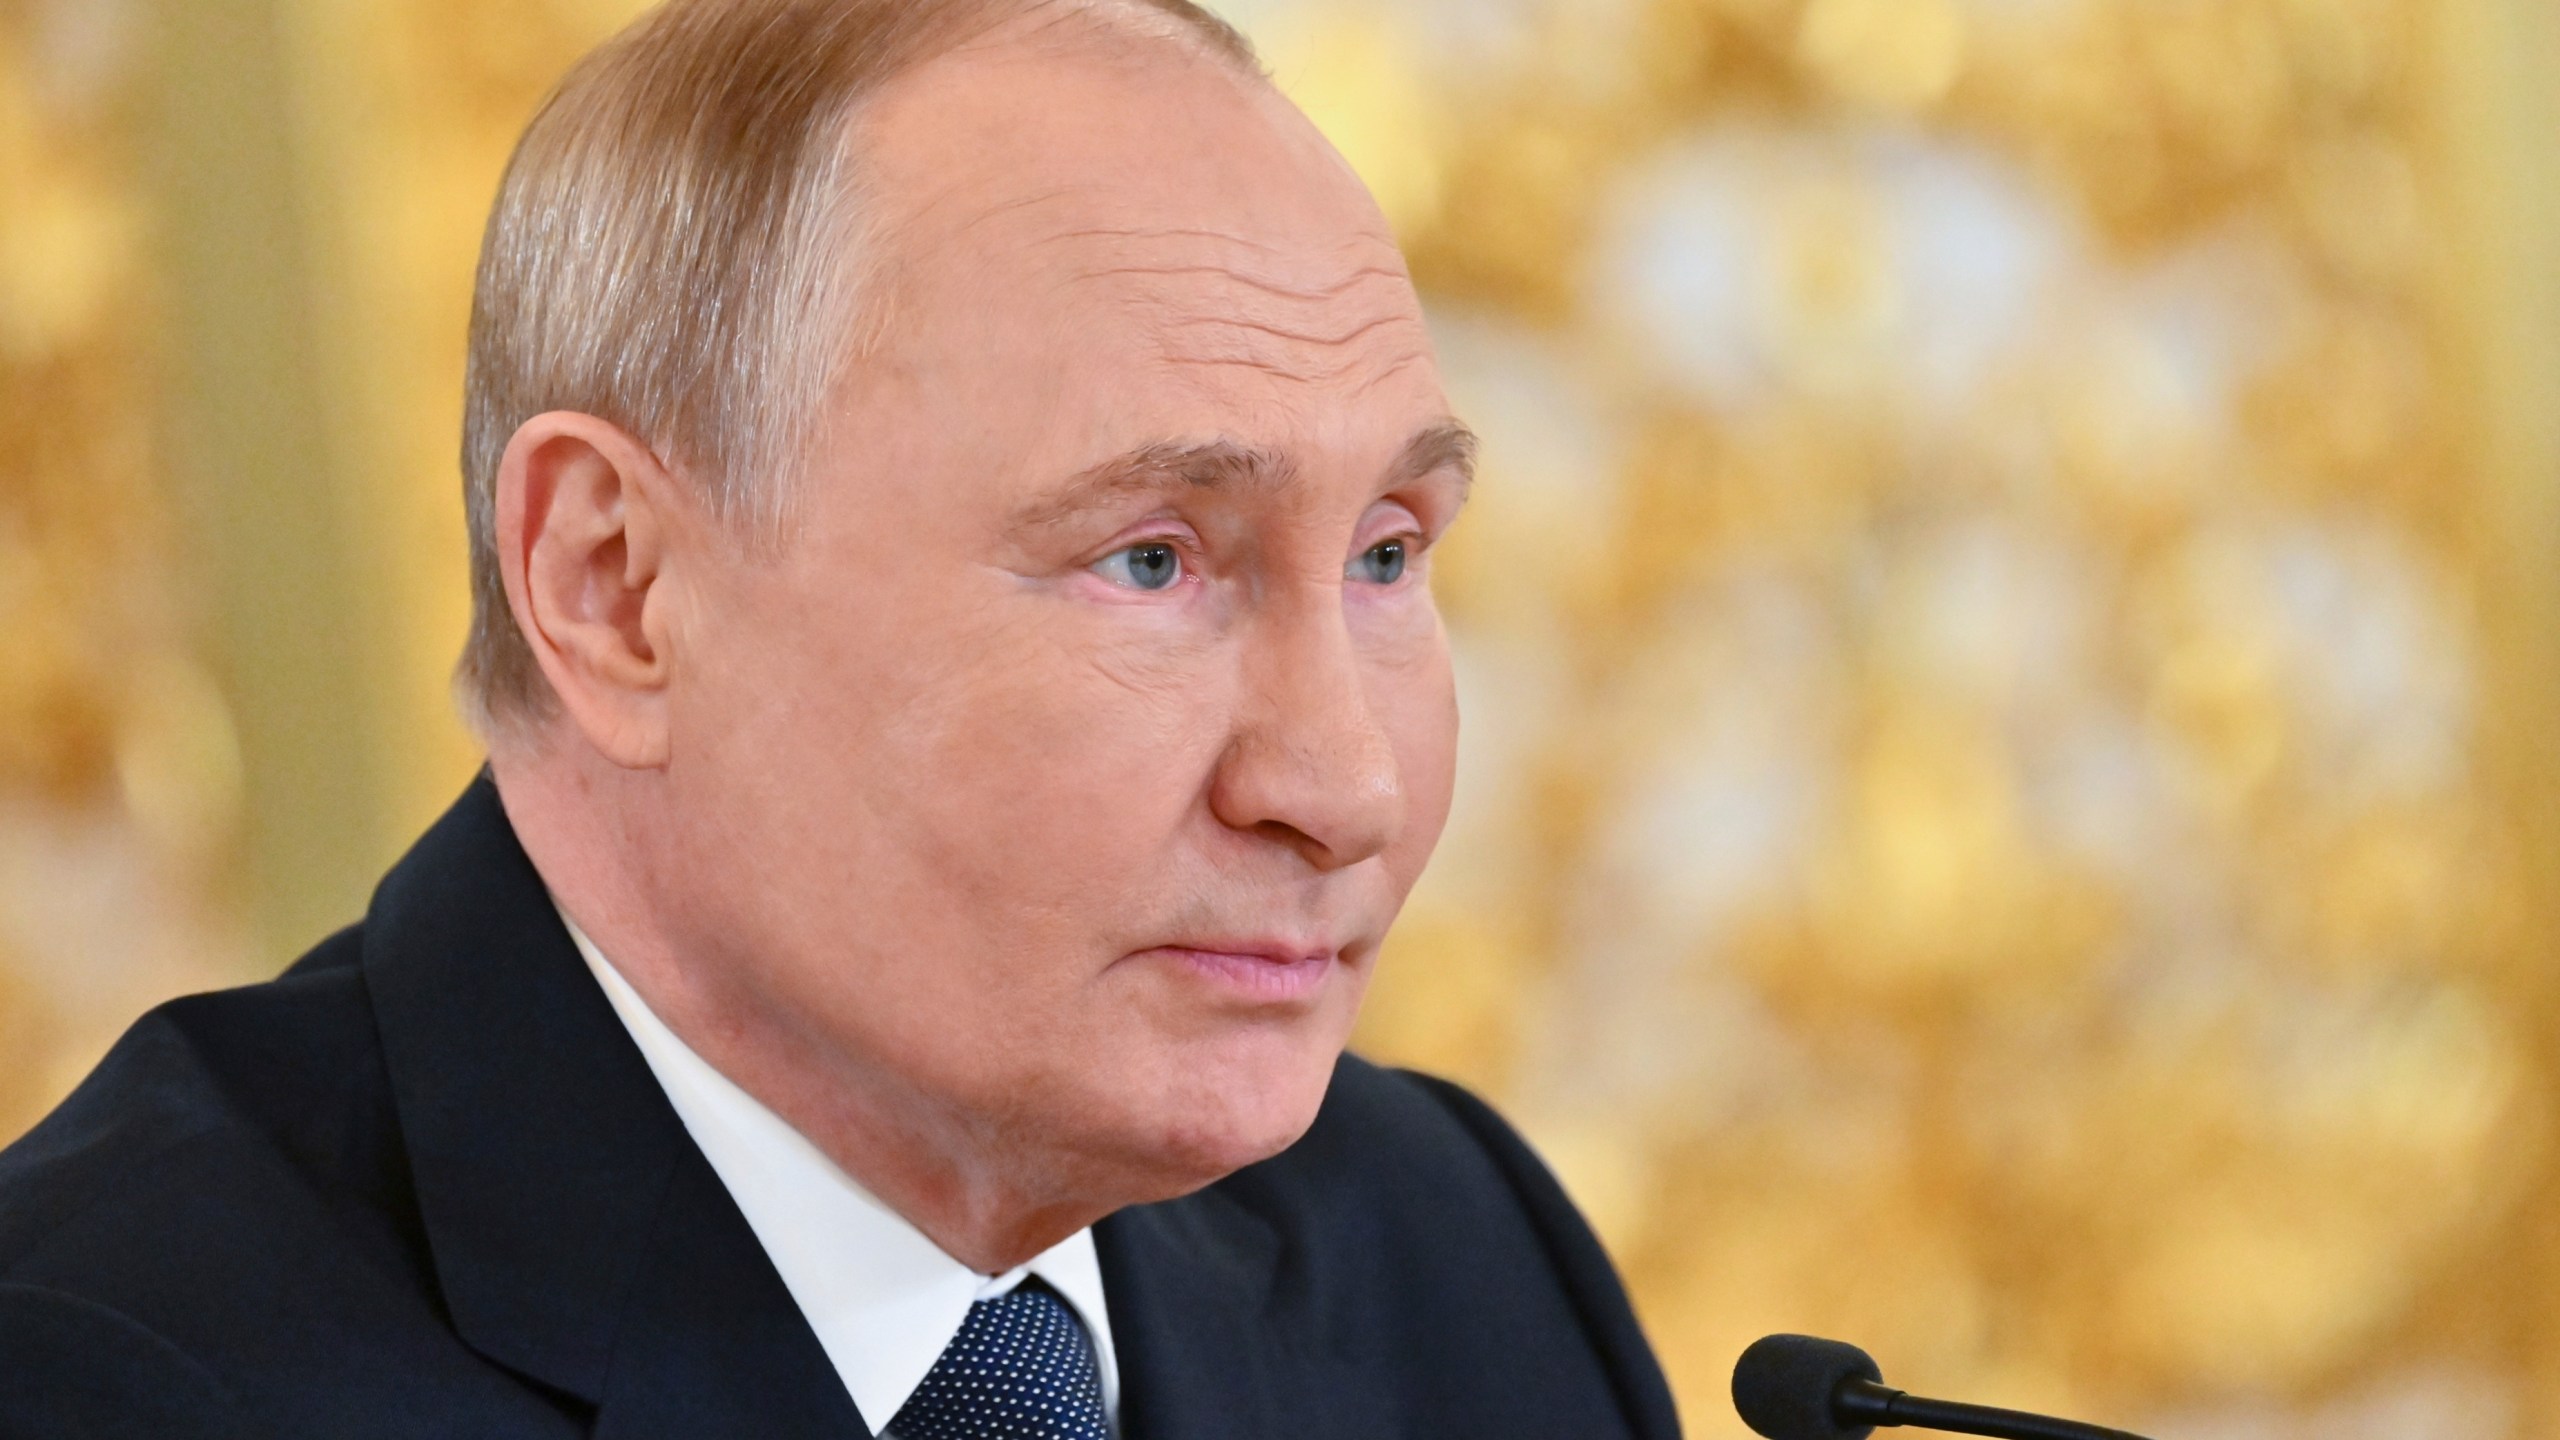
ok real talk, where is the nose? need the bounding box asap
[1207,594,1403,872]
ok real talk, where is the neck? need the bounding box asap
[488,745,1112,1274]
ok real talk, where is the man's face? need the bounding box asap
[659,29,1465,1200]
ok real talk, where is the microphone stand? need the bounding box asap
[1835,1378,2155,1440]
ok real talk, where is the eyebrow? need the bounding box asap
[1009,418,1479,532]
[1397,419,1479,498]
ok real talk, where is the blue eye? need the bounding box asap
[1093,542,1184,591]
[1350,538,1409,585]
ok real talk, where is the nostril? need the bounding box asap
[1249,818,1335,869]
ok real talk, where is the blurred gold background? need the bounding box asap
[4,0,2558,1432]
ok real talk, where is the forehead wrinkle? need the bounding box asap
[1049,224,1286,253]
[1119,263,1430,375]
[871,176,1080,300]
[1044,225,1395,255]
[1157,348,1403,389]
[945,185,1084,242]
[1071,262,1410,303]
[1166,311,1415,350]
[1346,346,1437,402]
[956,194,1409,312]
[1154,309,1434,389]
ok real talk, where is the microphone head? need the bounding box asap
[1732,1334,1885,1440]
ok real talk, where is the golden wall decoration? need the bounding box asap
[1286,0,2560,1430]
[279,0,636,838]
[3,0,2557,1434]
[0,0,248,1138]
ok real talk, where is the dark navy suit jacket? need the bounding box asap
[0,777,1680,1438]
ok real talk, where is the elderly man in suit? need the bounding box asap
[0,1,1679,1435]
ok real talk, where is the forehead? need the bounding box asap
[851,25,1440,425]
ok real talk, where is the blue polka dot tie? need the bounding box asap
[887,1280,1110,1440]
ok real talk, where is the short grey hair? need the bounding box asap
[457,0,1259,730]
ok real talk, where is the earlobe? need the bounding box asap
[495,412,681,769]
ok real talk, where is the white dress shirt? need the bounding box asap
[559,909,1121,1434]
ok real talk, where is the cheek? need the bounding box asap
[866,601,1237,902]
[1371,625,1461,882]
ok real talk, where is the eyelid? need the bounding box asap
[1388,470,1468,539]
[1355,501,1431,551]
[1081,515,1204,568]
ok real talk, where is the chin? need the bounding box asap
[1102,1028,1345,1201]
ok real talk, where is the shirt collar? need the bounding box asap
[557,906,1120,1430]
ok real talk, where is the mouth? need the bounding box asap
[1136,942,1340,1005]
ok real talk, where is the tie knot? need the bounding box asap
[889,1280,1109,1440]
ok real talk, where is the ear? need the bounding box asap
[493,412,686,769]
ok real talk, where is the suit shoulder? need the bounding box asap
[1223,1055,1684,1440]
[1262,1054,1546,1209]
[0,924,411,1278]
[0,1283,255,1440]
[1325,1061,1604,1248]
[1218,1056,1587,1281]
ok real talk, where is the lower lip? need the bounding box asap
[1145,946,1337,1004]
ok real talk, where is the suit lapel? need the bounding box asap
[1098,1182,1401,1440]
[362,776,861,1434]
[590,1150,871,1439]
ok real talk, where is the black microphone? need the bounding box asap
[1732,1335,2155,1440]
